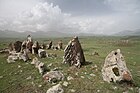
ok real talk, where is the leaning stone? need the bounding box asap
[46,84,64,93]
[63,36,85,68]
[102,49,133,83]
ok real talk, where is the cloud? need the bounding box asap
[0,1,140,35]
[0,2,116,34]
[104,0,140,13]
[10,2,71,32]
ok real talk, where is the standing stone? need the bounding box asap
[26,35,33,53]
[8,41,22,53]
[102,49,133,83]
[32,41,40,54]
[63,36,85,68]
[47,41,53,49]
[57,40,63,50]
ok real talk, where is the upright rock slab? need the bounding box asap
[63,36,85,68]
[102,49,133,83]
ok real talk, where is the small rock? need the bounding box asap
[48,63,53,67]
[18,65,21,68]
[90,73,96,77]
[94,64,97,68]
[70,89,76,93]
[63,81,69,87]
[81,76,85,79]
[75,72,78,76]
[113,86,117,90]
[67,76,74,81]
[97,90,100,92]
[26,76,32,80]
[43,71,64,83]
[46,84,64,93]
[138,88,140,93]
[38,85,42,88]
[20,70,23,73]
[123,91,128,93]
[0,76,3,79]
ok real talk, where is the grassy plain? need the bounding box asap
[0,36,140,93]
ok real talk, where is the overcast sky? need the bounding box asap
[0,0,140,35]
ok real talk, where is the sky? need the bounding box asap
[0,0,140,35]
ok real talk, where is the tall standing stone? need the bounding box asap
[63,36,85,68]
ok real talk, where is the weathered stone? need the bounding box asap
[0,48,9,54]
[47,41,53,49]
[43,71,64,83]
[31,57,45,75]
[102,49,133,83]
[8,41,22,53]
[57,40,63,50]
[38,49,46,58]
[46,84,64,93]
[32,41,40,54]
[7,53,19,63]
[63,36,85,68]
[18,49,30,62]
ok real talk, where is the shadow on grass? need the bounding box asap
[82,61,92,66]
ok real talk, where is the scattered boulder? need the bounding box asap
[46,84,64,93]
[63,36,85,68]
[102,49,133,83]
[0,48,9,54]
[7,55,18,63]
[18,49,30,62]
[31,57,45,75]
[38,49,47,58]
[43,71,64,83]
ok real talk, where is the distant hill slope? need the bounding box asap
[113,29,140,36]
[0,30,73,38]
[0,30,98,38]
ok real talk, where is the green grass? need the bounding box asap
[0,36,140,93]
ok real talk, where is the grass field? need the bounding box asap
[0,36,140,93]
